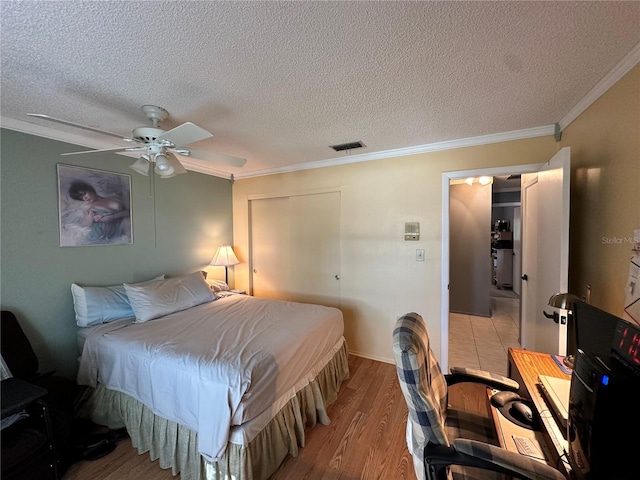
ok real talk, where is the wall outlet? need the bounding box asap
[416,249,425,261]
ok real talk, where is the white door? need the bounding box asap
[520,147,570,354]
[250,192,341,305]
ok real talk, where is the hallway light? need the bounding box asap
[464,176,493,186]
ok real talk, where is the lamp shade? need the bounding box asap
[210,245,240,267]
[154,154,175,175]
[130,157,150,176]
[548,292,581,310]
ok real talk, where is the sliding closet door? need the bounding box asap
[250,191,340,305]
[250,196,290,300]
[289,192,341,304]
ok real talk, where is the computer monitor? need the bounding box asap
[572,301,622,367]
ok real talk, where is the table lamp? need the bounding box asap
[210,245,240,285]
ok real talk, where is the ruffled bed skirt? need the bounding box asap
[76,341,349,480]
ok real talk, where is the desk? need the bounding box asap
[505,348,572,478]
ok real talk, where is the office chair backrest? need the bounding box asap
[1,310,39,379]
[393,312,450,469]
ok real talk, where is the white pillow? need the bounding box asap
[206,279,230,292]
[124,271,216,323]
[71,275,164,327]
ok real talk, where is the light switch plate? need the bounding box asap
[416,249,425,261]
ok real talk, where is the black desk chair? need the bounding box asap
[1,310,76,479]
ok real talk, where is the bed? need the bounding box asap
[73,272,349,480]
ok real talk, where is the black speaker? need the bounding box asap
[568,349,640,479]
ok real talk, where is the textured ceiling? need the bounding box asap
[1,1,639,178]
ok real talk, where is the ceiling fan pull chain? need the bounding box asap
[151,170,158,248]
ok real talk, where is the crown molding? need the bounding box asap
[1,117,119,151]
[559,41,640,131]
[233,125,555,179]
[2,115,553,180]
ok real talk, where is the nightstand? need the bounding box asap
[1,377,59,479]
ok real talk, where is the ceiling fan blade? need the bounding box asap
[60,146,145,156]
[165,151,187,174]
[179,148,247,168]
[156,122,213,148]
[27,113,135,142]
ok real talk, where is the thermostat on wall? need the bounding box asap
[405,222,420,241]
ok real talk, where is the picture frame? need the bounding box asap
[57,164,133,247]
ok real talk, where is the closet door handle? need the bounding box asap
[521,274,528,281]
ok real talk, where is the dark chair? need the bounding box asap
[1,310,77,479]
[392,312,566,480]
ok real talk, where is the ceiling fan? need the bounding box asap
[27,105,247,178]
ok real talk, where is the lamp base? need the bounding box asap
[563,354,575,369]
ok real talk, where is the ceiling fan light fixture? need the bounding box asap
[154,154,174,175]
[28,105,247,173]
[130,156,150,176]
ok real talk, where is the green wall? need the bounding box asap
[0,129,234,378]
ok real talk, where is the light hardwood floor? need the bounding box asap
[63,355,416,480]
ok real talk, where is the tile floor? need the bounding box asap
[449,294,521,377]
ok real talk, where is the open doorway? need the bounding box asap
[440,163,543,373]
[447,174,521,376]
[442,150,571,372]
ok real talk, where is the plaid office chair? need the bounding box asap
[392,312,566,480]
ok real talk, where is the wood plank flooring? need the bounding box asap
[63,355,416,480]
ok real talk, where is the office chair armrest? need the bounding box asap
[424,439,566,480]
[446,366,519,391]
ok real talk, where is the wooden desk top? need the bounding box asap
[507,348,572,477]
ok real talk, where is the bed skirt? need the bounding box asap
[76,340,349,480]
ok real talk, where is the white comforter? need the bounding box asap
[77,294,344,461]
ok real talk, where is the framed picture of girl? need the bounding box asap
[57,164,132,247]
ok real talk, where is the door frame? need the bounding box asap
[441,163,544,372]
